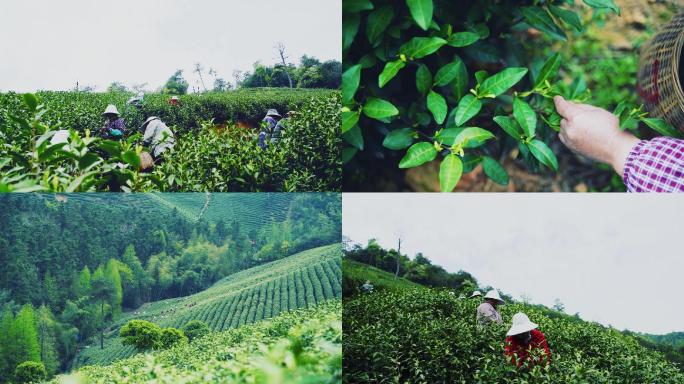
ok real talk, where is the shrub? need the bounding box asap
[14,361,47,383]
[344,288,684,383]
[160,327,188,348]
[181,320,210,342]
[119,320,162,351]
[342,0,676,191]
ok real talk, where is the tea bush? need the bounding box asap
[342,0,677,191]
[54,301,342,384]
[0,91,340,192]
[344,288,684,383]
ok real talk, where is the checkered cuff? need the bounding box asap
[623,137,684,192]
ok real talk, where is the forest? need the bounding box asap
[0,193,340,381]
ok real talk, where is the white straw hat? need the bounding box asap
[265,109,282,118]
[507,312,538,336]
[484,289,504,304]
[102,104,120,116]
[470,290,482,298]
[140,116,159,130]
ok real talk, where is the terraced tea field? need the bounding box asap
[72,244,341,368]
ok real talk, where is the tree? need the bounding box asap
[160,328,188,348]
[182,320,209,342]
[121,245,149,307]
[107,82,128,93]
[105,259,123,317]
[213,78,230,92]
[13,361,46,384]
[91,265,114,349]
[163,70,189,95]
[119,320,162,351]
[42,272,59,311]
[193,63,207,92]
[72,266,91,299]
[36,305,59,376]
[553,298,566,313]
[5,304,41,378]
[0,310,14,379]
[275,42,293,88]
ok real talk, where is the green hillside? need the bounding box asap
[72,244,341,368]
[342,259,423,296]
[53,300,341,384]
[147,193,294,228]
[343,262,684,383]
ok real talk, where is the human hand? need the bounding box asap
[553,95,640,176]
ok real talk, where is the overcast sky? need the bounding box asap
[0,0,341,92]
[343,194,684,335]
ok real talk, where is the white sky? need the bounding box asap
[343,194,684,335]
[0,0,341,92]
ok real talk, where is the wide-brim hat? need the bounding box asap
[470,290,482,298]
[140,116,159,129]
[507,312,538,336]
[102,104,120,116]
[484,289,504,304]
[265,109,282,118]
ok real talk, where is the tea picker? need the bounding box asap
[99,104,127,139]
[476,289,504,326]
[504,312,551,368]
[554,11,684,192]
[139,116,176,169]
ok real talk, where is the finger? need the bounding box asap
[554,96,580,119]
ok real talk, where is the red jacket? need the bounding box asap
[504,329,551,367]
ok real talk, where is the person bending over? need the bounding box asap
[504,312,551,368]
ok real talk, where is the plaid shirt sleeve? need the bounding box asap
[622,137,684,192]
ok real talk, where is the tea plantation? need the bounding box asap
[72,244,341,369]
[53,300,341,384]
[343,262,684,383]
[0,89,340,192]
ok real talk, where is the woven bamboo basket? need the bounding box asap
[637,11,684,134]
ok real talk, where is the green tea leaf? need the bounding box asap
[452,57,468,101]
[379,60,406,88]
[23,93,38,112]
[447,31,480,47]
[475,70,489,85]
[427,90,447,124]
[343,124,365,150]
[513,98,537,138]
[493,116,524,140]
[434,61,461,87]
[454,127,494,148]
[342,65,362,104]
[342,111,360,134]
[549,5,582,32]
[479,67,528,97]
[453,95,482,127]
[341,147,358,164]
[534,53,562,89]
[437,127,492,148]
[416,64,433,95]
[482,156,509,185]
[366,6,395,46]
[363,98,399,119]
[343,13,360,51]
[583,0,620,15]
[122,150,141,169]
[399,142,437,168]
[343,0,374,13]
[641,117,682,138]
[527,139,558,171]
[383,128,415,150]
[521,7,567,41]
[406,0,433,31]
[399,37,447,59]
[439,154,463,192]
